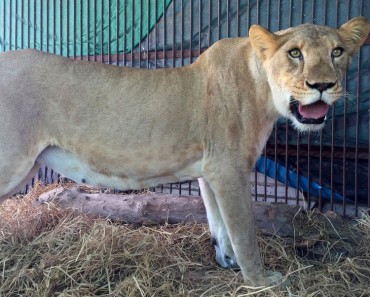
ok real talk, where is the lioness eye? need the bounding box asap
[288,48,302,59]
[332,47,344,58]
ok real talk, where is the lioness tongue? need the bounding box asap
[298,101,329,119]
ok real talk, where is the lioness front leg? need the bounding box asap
[202,160,282,286]
[198,177,238,269]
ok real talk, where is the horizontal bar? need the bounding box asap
[264,143,368,160]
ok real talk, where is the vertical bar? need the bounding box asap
[66,0,69,57]
[123,0,126,66]
[27,0,30,49]
[366,4,370,215]
[20,0,24,49]
[72,0,76,59]
[163,0,166,67]
[285,0,293,204]
[319,130,323,211]
[46,0,49,52]
[147,0,150,68]
[342,1,350,218]
[172,0,175,68]
[369,75,370,214]
[330,117,335,210]
[53,0,56,54]
[14,0,17,50]
[154,0,157,68]
[264,150,267,201]
[93,0,96,61]
[310,0,322,211]
[100,0,103,62]
[317,0,324,212]
[307,132,311,207]
[250,0,257,200]
[198,0,201,56]
[59,1,62,55]
[139,0,142,67]
[296,134,300,205]
[131,0,134,65]
[236,0,239,37]
[108,0,111,64]
[190,0,193,63]
[80,0,83,59]
[1,0,5,52]
[354,0,364,217]
[354,55,360,216]
[263,0,271,201]
[180,0,183,66]
[86,0,89,60]
[9,0,12,51]
[342,99,347,217]
[274,123,278,202]
[330,0,339,211]
[274,0,281,202]
[40,0,42,51]
[247,0,250,29]
[266,0,270,28]
[311,0,315,23]
[208,0,211,47]
[33,0,37,49]
[44,166,48,184]
[226,0,229,37]
[116,0,119,65]
[319,3,324,211]
[217,0,220,40]
[15,0,18,50]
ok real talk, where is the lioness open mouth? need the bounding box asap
[289,97,330,124]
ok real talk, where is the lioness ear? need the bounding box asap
[337,16,369,55]
[249,25,279,61]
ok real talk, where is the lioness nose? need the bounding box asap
[306,81,336,92]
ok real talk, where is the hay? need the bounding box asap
[1,183,370,296]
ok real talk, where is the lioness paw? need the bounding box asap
[250,270,286,287]
[211,237,239,269]
[256,270,288,287]
[265,270,285,286]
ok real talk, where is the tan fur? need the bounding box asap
[0,17,368,285]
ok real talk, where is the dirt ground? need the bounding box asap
[1,183,370,296]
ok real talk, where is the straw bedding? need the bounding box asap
[1,183,369,296]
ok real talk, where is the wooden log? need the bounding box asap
[36,186,302,236]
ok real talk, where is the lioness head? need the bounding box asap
[249,17,369,131]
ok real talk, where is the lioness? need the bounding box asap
[0,17,368,285]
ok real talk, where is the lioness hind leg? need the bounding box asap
[198,177,238,269]
[0,162,40,203]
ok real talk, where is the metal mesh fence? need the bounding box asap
[0,0,369,216]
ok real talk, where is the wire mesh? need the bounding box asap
[0,0,369,215]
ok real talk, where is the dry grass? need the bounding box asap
[1,183,370,296]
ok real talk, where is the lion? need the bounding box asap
[0,16,368,286]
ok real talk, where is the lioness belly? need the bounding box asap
[37,146,202,190]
